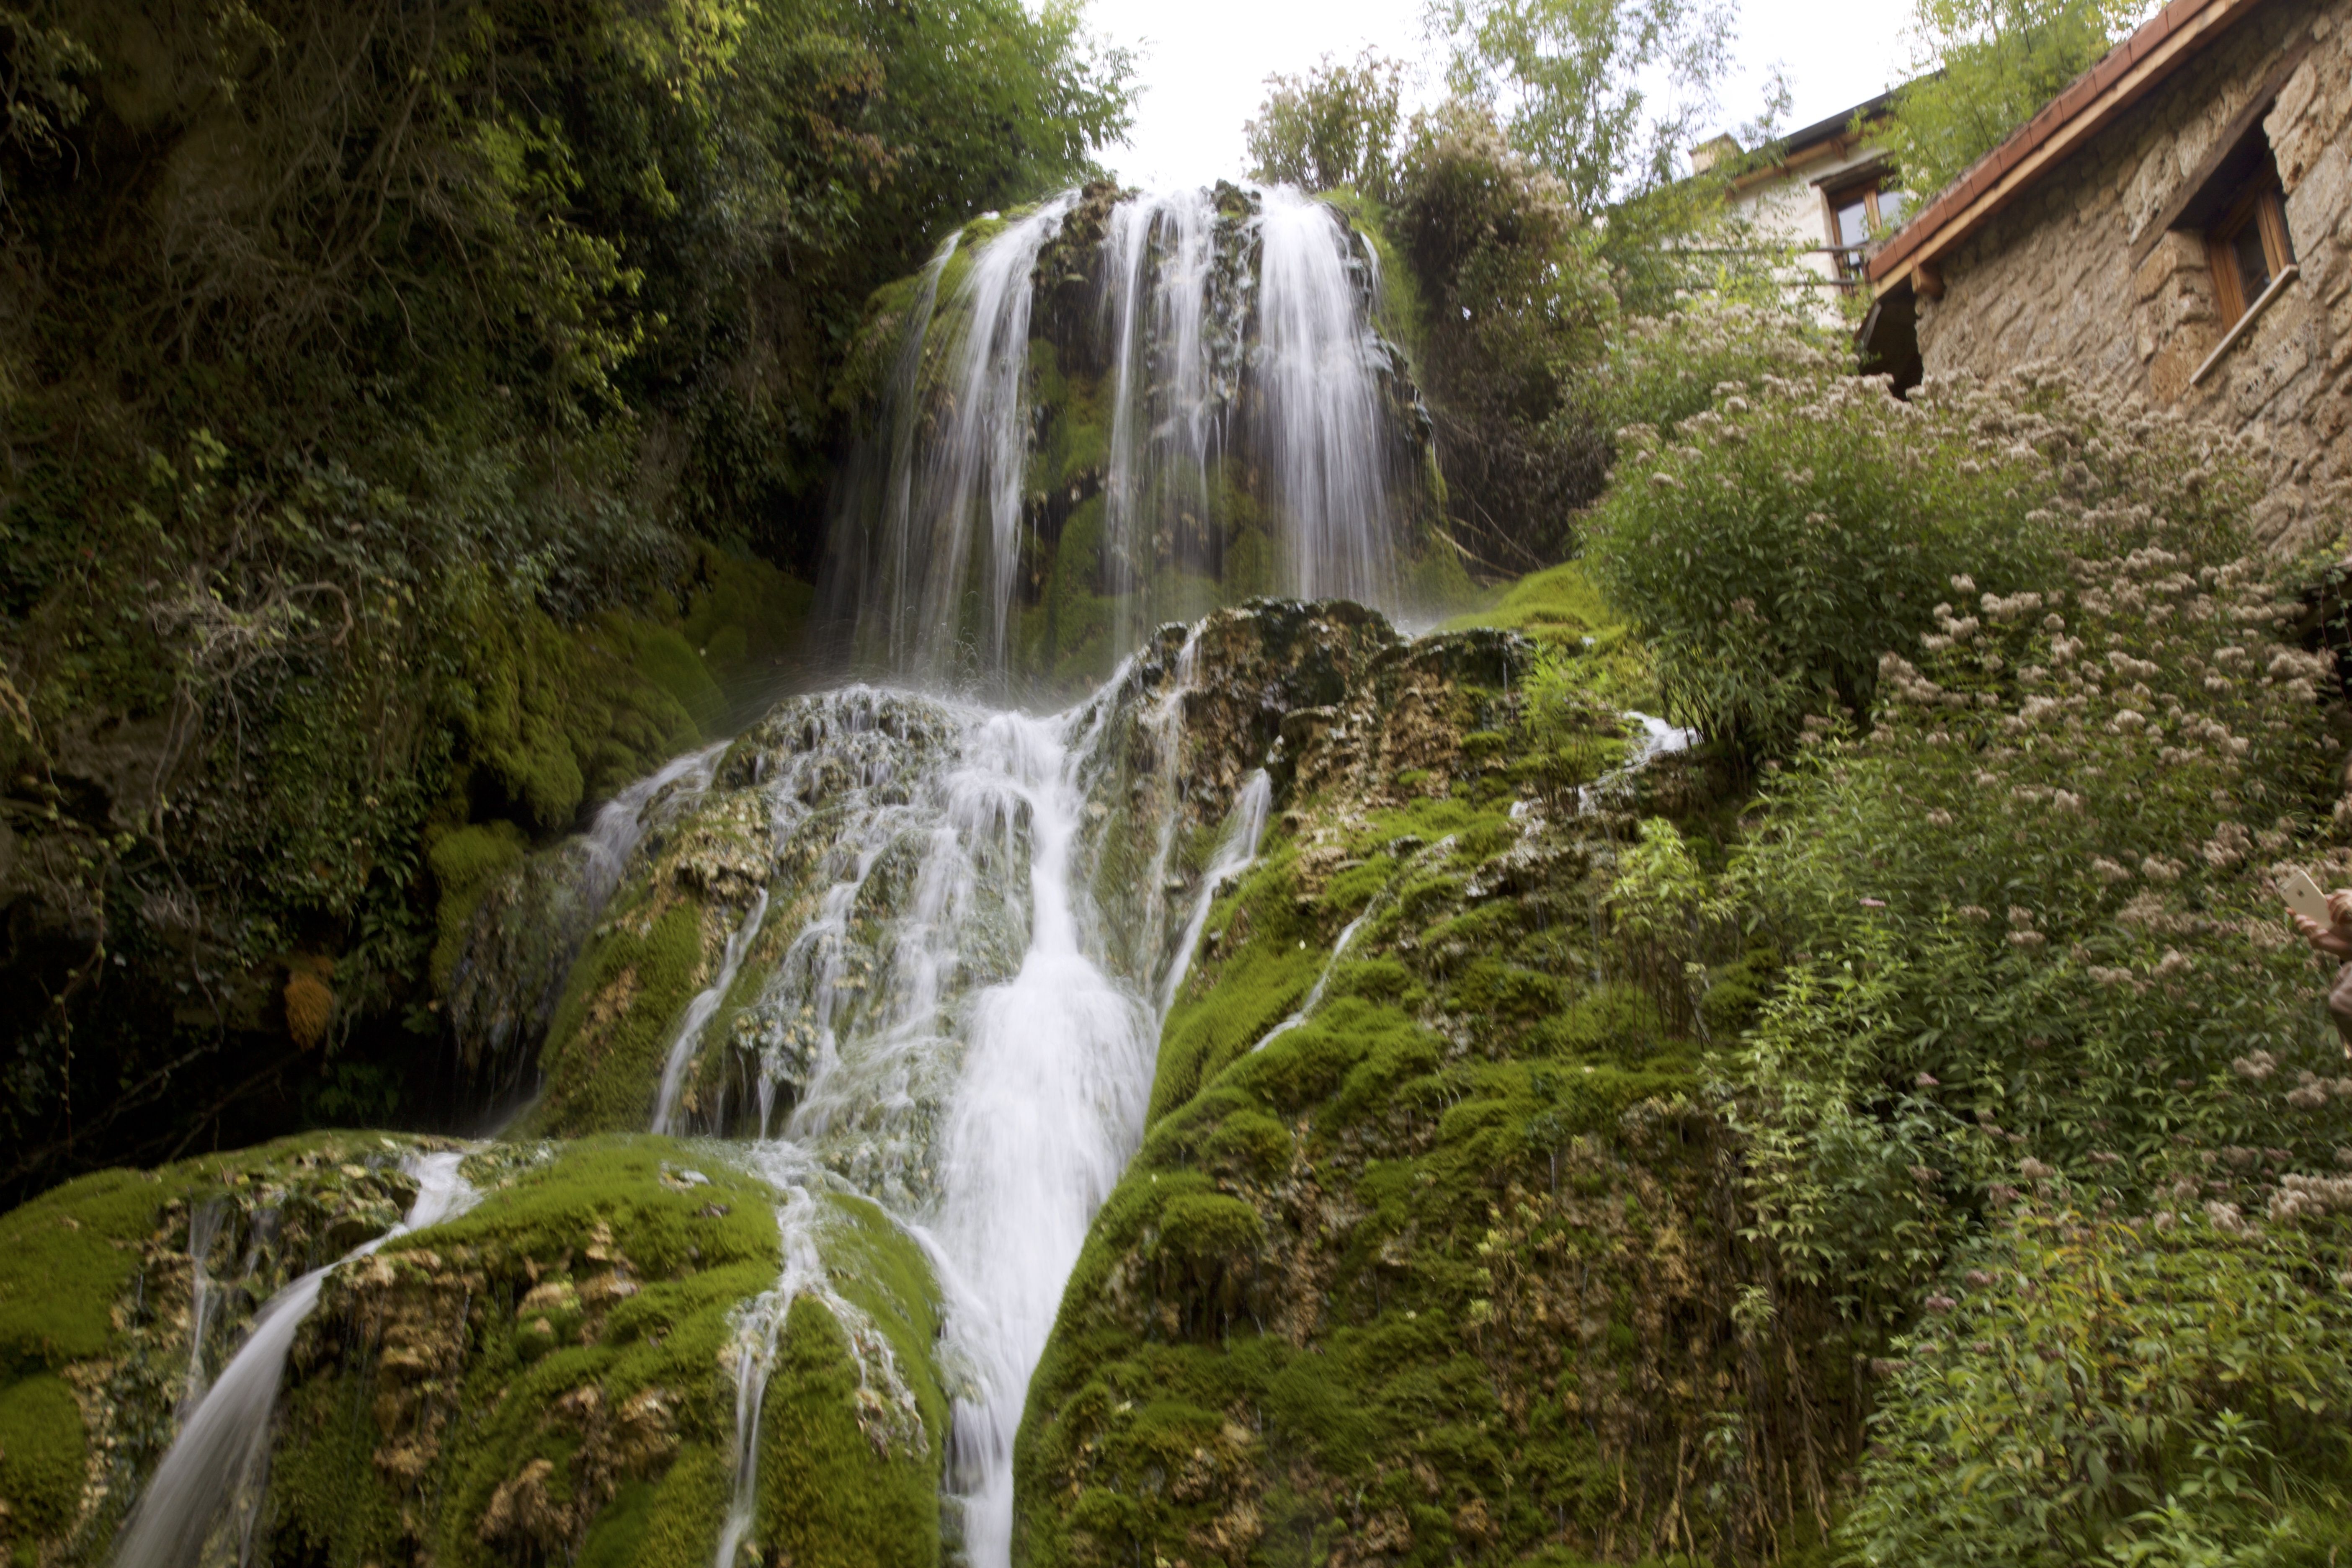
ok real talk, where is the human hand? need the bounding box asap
[2298,907,2352,959]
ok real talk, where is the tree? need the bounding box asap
[1243,49,1407,202]
[1429,0,1738,216]
[1879,0,2138,200]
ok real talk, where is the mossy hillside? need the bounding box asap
[0,1132,455,1562]
[1016,626,1828,1567]
[1442,561,1651,708]
[428,542,807,991]
[269,1136,948,1568]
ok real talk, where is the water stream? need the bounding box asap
[824,182,1413,689]
[114,1152,481,1568]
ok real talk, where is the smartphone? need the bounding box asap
[2282,867,2334,926]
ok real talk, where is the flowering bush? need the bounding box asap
[1584,362,2261,761]
[1845,1205,2352,1568]
[1622,364,2352,1557]
[1725,450,2347,1306]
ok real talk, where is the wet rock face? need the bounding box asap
[519,600,1418,1155]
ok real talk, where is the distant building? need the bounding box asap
[1697,91,1903,324]
[1862,0,2350,552]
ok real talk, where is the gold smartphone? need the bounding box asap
[2282,867,2334,926]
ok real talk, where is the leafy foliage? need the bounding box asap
[1880,0,2141,200]
[1588,351,2352,1558]
[1431,0,1737,215]
[1585,350,2178,758]
[1847,1208,2352,1568]
[0,0,1130,1199]
[1392,103,1618,572]
[1244,49,1408,204]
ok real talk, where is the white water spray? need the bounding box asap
[113,1153,480,1568]
[1255,185,1400,607]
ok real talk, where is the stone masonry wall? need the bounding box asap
[1914,0,2352,552]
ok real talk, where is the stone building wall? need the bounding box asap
[1914,0,2352,552]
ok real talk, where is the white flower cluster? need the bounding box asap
[2284,1070,2352,1109]
[2267,1171,2352,1222]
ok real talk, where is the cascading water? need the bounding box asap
[1255,185,1400,607]
[299,181,1422,1568]
[628,626,1280,1568]
[822,181,1430,691]
[113,1152,481,1568]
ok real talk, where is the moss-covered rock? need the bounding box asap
[269,1135,949,1568]
[1013,604,1839,1567]
[0,1132,459,1563]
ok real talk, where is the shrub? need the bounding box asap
[1392,102,1617,573]
[1845,1205,2352,1568]
[1583,365,2259,761]
[1722,444,2347,1313]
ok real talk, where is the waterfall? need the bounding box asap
[832,197,1078,685]
[631,628,1281,1567]
[924,705,1158,1562]
[1256,185,1401,607]
[1100,188,1226,662]
[822,182,1425,691]
[113,1152,481,1568]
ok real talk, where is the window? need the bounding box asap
[2205,165,2294,325]
[1823,178,1903,280]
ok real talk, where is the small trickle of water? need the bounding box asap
[711,1144,922,1568]
[112,1153,480,1568]
[179,1199,226,1413]
[449,743,726,1102]
[1577,712,1698,814]
[652,888,771,1135]
[1159,770,1273,1018]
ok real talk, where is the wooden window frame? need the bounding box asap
[2205,175,2293,324]
[1823,179,1896,279]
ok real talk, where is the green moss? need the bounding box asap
[267,1137,947,1568]
[531,897,713,1135]
[1016,622,1777,1567]
[678,544,814,701]
[427,820,530,990]
[0,1374,84,1543]
[618,619,727,734]
[1442,561,1612,640]
[1148,850,1324,1125]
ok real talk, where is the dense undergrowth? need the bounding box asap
[0,0,1128,1201]
[1595,327,2352,1562]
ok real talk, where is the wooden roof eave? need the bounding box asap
[1866,0,2267,294]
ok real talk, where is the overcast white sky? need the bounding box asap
[1081,0,1915,189]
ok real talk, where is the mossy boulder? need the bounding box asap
[270,1135,949,1568]
[1014,602,1837,1567]
[0,1132,459,1562]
